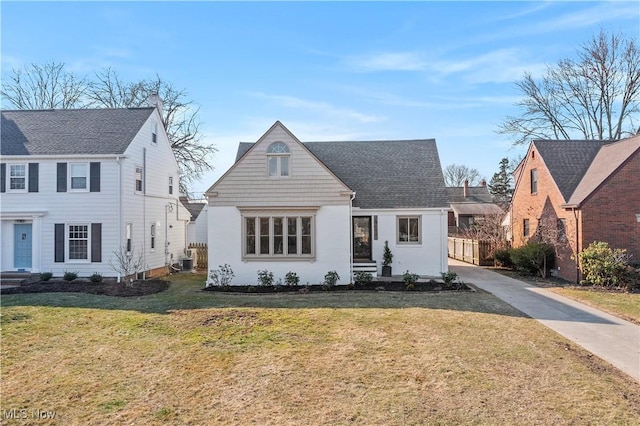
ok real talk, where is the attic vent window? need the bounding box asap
[267,142,290,177]
[152,122,158,143]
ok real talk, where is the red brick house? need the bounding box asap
[510,135,640,282]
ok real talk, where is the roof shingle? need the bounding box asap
[1,108,155,156]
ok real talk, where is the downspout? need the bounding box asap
[441,208,447,273]
[572,207,579,284]
[349,191,356,283]
[165,202,169,270]
[142,148,147,279]
[117,156,122,283]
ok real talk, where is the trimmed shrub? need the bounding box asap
[207,264,235,287]
[63,270,79,281]
[353,271,373,286]
[257,269,274,287]
[40,272,53,281]
[90,272,103,283]
[510,241,554,277]
[493,248,513,268]
[578,241,628,288]
[285,271,300,286]
[323,270,340,290]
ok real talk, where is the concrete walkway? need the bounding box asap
[449,258,640,383]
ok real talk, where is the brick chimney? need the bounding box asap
[480,179,486,188]
[463,179,469,198]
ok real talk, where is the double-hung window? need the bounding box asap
[70,163,88,190]
[244,214,313,258]
[68,224,89,260]
[397,216,420,244]
[9,165,26,190]
[267,142,290,177]
[135,167,144,192]
[530,169,538,194]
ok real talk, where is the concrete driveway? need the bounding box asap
[449,258,640,383]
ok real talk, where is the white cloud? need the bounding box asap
[344,51,427,72]
[248,92,385,124]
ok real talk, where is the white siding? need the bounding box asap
[364,208,449,277]
[187,204,208,245]
[209,123,352,207]
[208,205,351,285]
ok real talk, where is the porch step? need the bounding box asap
[353,262,378,278]
[0,271,31,287]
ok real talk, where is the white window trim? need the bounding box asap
[242,213,315,260]
[152,121,158,144]
[126,222,133,254]
[135,166,144,193]
[8,164,27,193]
[266,142,291,178]
[397,216,422,245]
[66,223,91,263]
[69,162,89,192]
[150,222,157,252]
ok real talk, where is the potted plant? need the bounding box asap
[382,240,393,277]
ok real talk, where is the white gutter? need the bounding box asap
[349,191,356,283]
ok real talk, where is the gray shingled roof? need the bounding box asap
[236,139,449,209]
[533,140,609,201]
[1,108,155,155]
[179,197,206,221]
[446,186,493,203]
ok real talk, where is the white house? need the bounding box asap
[181,197,208,245]
[0,105,190,279]
[205,121,449,285]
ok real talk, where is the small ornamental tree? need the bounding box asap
[382,241,393,267]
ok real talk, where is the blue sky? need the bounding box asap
[2,1,638,197]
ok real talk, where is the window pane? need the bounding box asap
[69,225,88,259]
[135,167,143,191]
[9,165,26,189]
[287,217,297,255]
[273,217,283,254]
[259,218,270,255]
[409,218,419,242]
[246,217,256,254]
[399,218,409,242]
[301,217,311,255]
[70,164,87,189]
[268,157,278,176]
[280,157,289,176]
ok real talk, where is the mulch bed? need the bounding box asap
[1,279,169,297]
[203,280,471,293]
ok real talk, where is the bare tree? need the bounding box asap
[109,246,144,285]
[1,62,87,109]
[499,30,640,145]
[87,70,217,192]
[460,213,509,257]
[1,63,216,193]
[443,164,482,187]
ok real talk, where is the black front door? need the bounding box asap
[353,216,372,261]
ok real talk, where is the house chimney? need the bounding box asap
[480,179,486,188]
[463,179,469,198]
[147,93,163,114]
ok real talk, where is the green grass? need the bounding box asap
[547,287,640,324]
[2,273,640,425]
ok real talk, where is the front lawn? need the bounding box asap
[2,273,639,424]
[547,287,640,325]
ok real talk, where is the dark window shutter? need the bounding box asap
[90,162,100,192]
[91,223,102,262]
[28,163,39,192]
[0,163,5,193]
[57,163,67,192]
[55,224,65,262]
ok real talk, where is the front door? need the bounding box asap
[353,216,372,261]
[14,223,32,270]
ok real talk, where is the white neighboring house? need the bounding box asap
[205,121,449,285]
[0,105,190,279]
[181,197,208,245]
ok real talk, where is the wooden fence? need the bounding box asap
[447,237,494,266]
[188,243,208,270]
